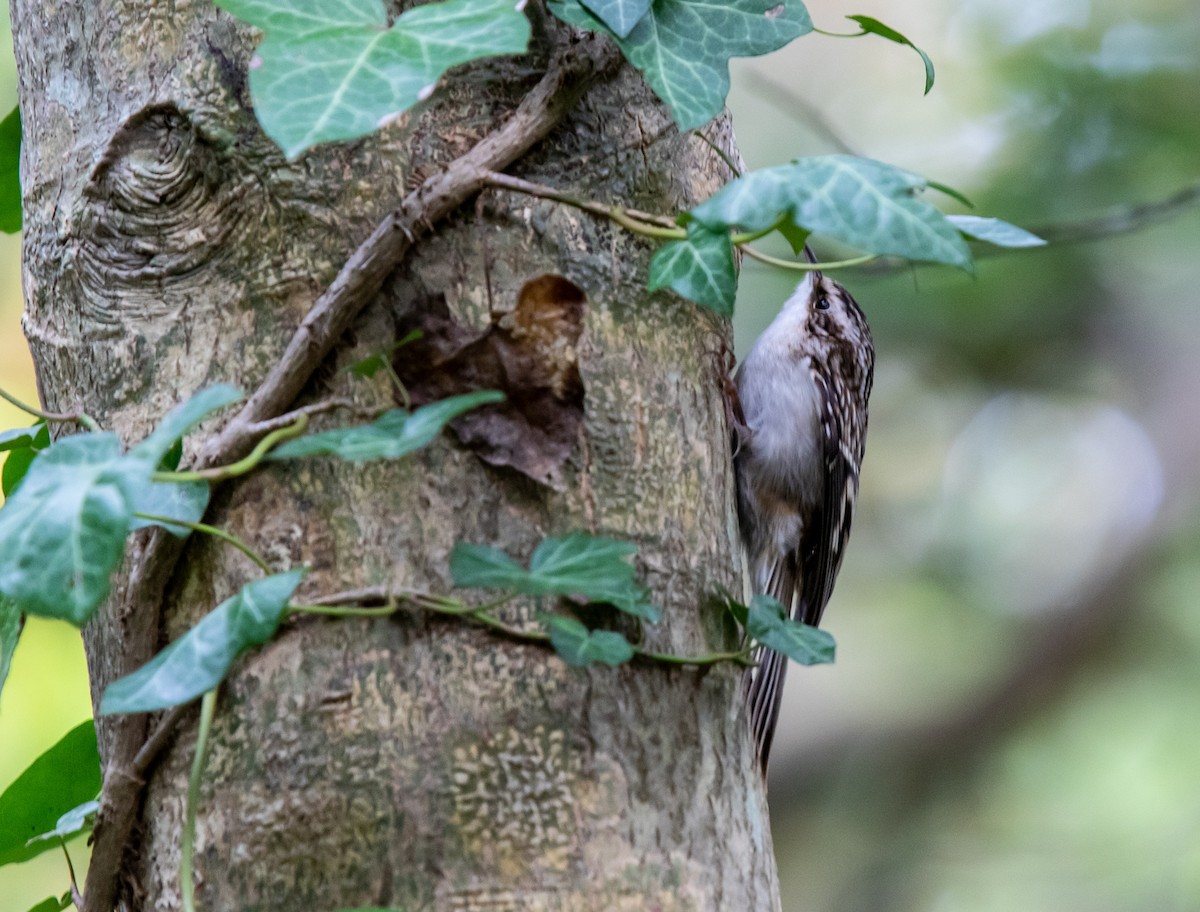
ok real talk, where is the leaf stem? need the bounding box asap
[637,647,755,667]
[132,514,272,573]
[0,385,99,431]
[289,603,400,618]
[181,689,217,912]
[61,841,83,908]
[813,26,867,38]
[482,170,686,240]
[740,245,878,271]
[729,225,780,246]
[292,584,749,668]
[154,416,308,483]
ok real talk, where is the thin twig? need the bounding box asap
[243,397,360,437]
[1028,180,1200,245]
[80,36,617,912]
[693,129,743,178]
[132,705,191,779]
[0,385,98,431]
[482,170,685,237]
[62,842,83,909]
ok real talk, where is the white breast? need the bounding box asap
[737,314,824,508]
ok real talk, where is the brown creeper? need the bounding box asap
[734,269,874,772]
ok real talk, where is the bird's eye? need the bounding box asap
[815,295,830,311]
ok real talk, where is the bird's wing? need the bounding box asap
[796,369,859,628]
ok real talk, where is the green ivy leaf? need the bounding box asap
[691,155,972,269]
[648,223,737,316]
[527,533,639,597]
[552,0,812,131]
[130,480,211,538]
[219,0,532,159]
[716,589,749,627]
[0,422,49,498]
[578,0,650,38]
[947,215,1047,248]
[217,0,385,38]
[24,895,71,912]
[0,596,20,705]
[130,383,244,467]
[0,106,21,234]
[0,721,101,868]
[451,532,660,621]
[23,799,100,847]
[448,543,528,590]
[99,569,306,715]
[267,391,503,461]
[776,221,811,256]
[0,435,148,625]
[745,594,835,665]
[542,615,634,667]
[0,423,45,453]
[846,15,935,95]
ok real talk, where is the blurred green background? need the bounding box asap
[2,0,1199,909]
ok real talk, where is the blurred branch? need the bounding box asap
[1028,179,1200,244]
[741,69,859,155]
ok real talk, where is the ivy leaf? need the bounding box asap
[0,721,101,867]
[216,0,385,38]
[776,221,811,256]
[716,589,749,627]
[99,569,306,715]
[130,383,244,467]
[0,106,21,234]
[0,421,49,498]
[553,0,812,131]
[578,0,650,38]
[648,223,737,316]
[0,596,20,705]
[0,434,148,625]
[451,532,660,621]
[527,533,639,597]
[23,799,100,847]
[577,578,660,623]
[947,215,1047,248]
[24,896,71,912]
[267,391,503,461]
[129,480,211,538]
[691,155,972,269]
[219,0,532,159]
[448,543,528,590]
[846,15,935,95]
[745,594,835,665]
[0,423,46,453]
[542,615,634,667]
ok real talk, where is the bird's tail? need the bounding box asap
[748,645,788,773]
[745,557,796,774]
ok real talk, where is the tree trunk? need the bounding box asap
[11,2,779,909]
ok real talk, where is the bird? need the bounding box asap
[733,267,874,772]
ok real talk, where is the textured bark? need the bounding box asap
[12,2,779,910]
